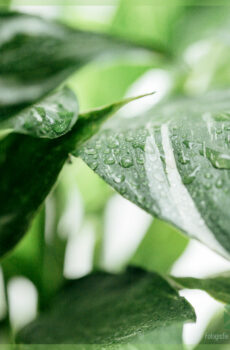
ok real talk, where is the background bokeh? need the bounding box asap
[1,1,230,347]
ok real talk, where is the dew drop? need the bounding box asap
[182,175,195,185]
[215,178,224,189]
[137,156,144,165]
[120,157,133,168]
[205,173,212,179]
[114,149,120,155]
[107,136,119,148]
[204,182,212,190]
[112,174,125,184]
[125,134,134,142]
[104,156,115,165]
[205,147,230,169]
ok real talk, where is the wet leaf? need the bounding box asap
[0,87,79,139]
[0,94,149,257]
[16,267,195,346]
[77,89,230,259]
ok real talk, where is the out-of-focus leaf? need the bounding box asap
[111,0,230,56]
[0,11,161,121]
[172,2,230,55]
[171,273,230,305]
[111,0,182,52]
[0,94,150,257]
[16,267,195,345]
[131,218,188,274]
[77,89,230,259]
[0,87,78,139]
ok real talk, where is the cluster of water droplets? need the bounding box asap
[9,88,78,139]
[79,126,159,214]
[18,103,74,138]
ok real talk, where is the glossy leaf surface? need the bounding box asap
[77,90,230,258]
[1,87,78,139]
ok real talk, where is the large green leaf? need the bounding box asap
[0,87,78,139]
[170,273,230,305]
[16,267,195,346]
[0,93,149,258]
[76,89,230,258]
[0,11,160,122]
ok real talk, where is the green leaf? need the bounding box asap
[0,94,149,258]
[111,0,230,56]
[131,218,188,274]
[170,273,230,305]
[111,0,181,51]
[76,89,230,259]
[0,87,79,139]
[0,11,159,122]
[16,267,195,345]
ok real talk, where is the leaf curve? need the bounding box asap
[76,90,230,259]
[0,87,79,139]
[16,267,195,346]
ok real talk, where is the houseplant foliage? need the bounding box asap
[1,1,230,348]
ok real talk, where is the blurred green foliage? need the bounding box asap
[1,0,230,347]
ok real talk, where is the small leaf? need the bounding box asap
[76,89,230,258]
[0,87,79,139]
[0,94,148,257]
[0,11,159,122]
[170,273,230,305]
[16,267,195,345]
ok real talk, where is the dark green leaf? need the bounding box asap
[0,87,79,139]
[0,94,149,257]
[0,11,160,122]
[76,90,230,258]
[170,273,230,305]
[16,267,195,345]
